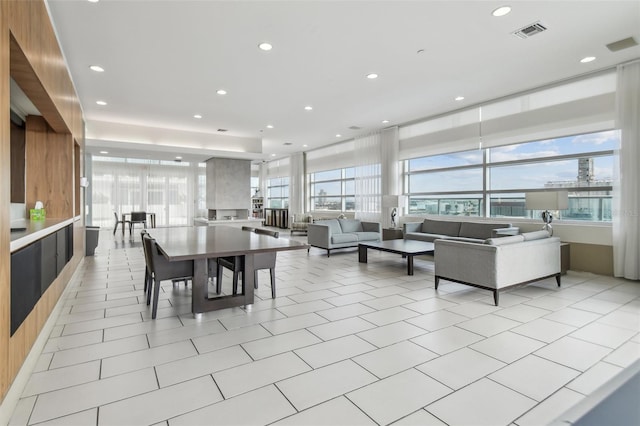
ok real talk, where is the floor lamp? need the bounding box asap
[525,191,569,236]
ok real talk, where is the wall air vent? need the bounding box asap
[513,21,548,39]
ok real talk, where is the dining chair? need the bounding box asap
[142,234,193,319]
[215,227,255,294]
[113,211,129,236]
[129,211,147,234]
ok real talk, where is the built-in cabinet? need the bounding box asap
[10,224,73,335]
[264,208,289,229]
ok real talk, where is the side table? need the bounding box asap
[383,228,403,241]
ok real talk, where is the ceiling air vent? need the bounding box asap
[606,37,638,52]
[513,21,547,39]
[348,125,362,130]
[217,128,228,132]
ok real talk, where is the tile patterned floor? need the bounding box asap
[7,230,640,425]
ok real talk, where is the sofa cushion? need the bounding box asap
[338,219,363,233]
[316,219,342,235]
[485,235,525,246]
[459,222,511,240]
[421,219,461,236]
[405,232,443,243]
[522,230,551,241]
[354,231,380,241]
[331,233,358,244]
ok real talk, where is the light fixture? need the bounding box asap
[96,100,107,105]
[382,120,389,124]
[89,65,104,72]
[270,153,276,157]
[580,56,596,63]
[175,156,182,160]
[366,73,378,79]
[382,195,406,229]
[193,114,202,119]
[304,105,313,111]
[492,6,511,17]
[87,0,99,3]
[216,89,227,95]
[258,42,273,51]
[525,191,569,236]
[99,151,108,154]
[455,96,465,101]
[303,144,308,147]
[266,124,274,129]
[336,134,342,138]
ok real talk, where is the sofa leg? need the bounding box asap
[327,249,330,257]
[555,274,561,287]
[434,276,439,289]
[493,290,499,306]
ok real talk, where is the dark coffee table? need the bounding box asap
[358,239,435,275]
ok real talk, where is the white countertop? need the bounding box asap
[10,218,76,253]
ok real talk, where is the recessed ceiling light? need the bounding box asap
[366,73,378,79]
[175,156,182,160]
[96,100,107,106]
[194,114,202,119]
[580,56,596,63]
[216,89,227,95]
[270,153,276,157]
[304,106,313,111]
[99,151,108,154]
[266,124,274,129]
[89,65,104,72]
[87,0,99,3]
[455,96,465,101]
[382,120,389,124]
[258,42,273,51]
[336,134,342,138]
[492,6,511,17]
[303,144,308,147]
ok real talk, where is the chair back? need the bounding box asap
[145,236,193,281]
[255,228,279,238]
[131,211,146,222]
[114,211,121,222]
[142,234,156,275]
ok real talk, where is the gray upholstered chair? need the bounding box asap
[142,234,193,318]
[290,214,313,235]
[129,211,147,234]
[113,211,129,236]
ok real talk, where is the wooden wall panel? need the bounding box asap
[25,116,73,218]
[1,0,85,403]
[1,0,11,403]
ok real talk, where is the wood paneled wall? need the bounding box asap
[1,0,11,404]
[1,0,85,403]
[25,116,73,218]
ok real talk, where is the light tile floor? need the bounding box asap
[7,229,640,425]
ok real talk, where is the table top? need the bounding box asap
[149,226,308,261]
[360,239,435,255]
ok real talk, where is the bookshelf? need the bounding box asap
[251,197,264,219]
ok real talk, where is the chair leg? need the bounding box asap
[152,278,161,319]
[216,264,223,294]
[270,268,276,298]
[113,223,118,235]
[146,274,153,305]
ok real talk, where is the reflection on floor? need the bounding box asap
[8,229,640,425]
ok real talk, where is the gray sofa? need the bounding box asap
[308,218,381,256]
[434,230,561,305]
[403,218,518,243]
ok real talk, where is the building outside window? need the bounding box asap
[267,176,289,208]
[404,130,616,222]
[309,167,356,211]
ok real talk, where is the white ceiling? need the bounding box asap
[43,0,640,163]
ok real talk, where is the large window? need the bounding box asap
[91,157,206,227]
[404,130,616,222]
[309,167,355,211]
[267,177,289,208]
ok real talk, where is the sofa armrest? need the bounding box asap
[492,227,520,237]
[403,222,422,235]
[362,221,382,233]
[434,240,498,287]
[307,223,331,248]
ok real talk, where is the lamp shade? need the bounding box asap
[525,191,569,210]
[382,195,405,208]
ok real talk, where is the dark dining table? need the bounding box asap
[149,226,308,316]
